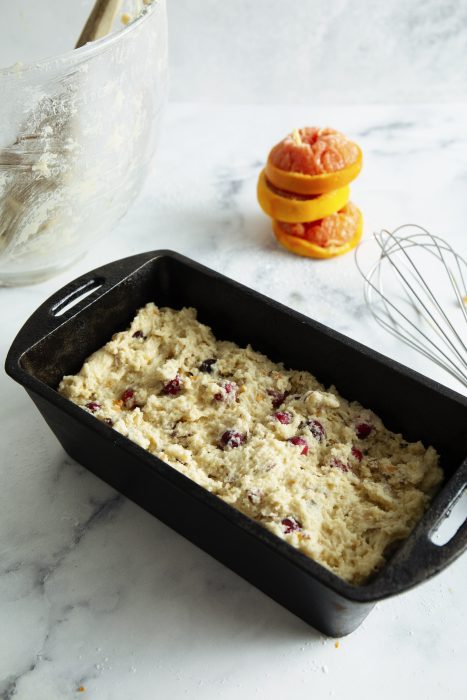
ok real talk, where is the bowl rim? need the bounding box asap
[0,0,161,77]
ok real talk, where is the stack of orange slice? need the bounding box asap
[257,127,363,259]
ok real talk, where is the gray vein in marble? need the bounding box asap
[213,167,248,262]
[0,491,123,697]
[35,493,123,590]
[369,147,433,158]
[2,664,36,700]
[357,121,417,137]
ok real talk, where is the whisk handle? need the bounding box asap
[381,459,467,594]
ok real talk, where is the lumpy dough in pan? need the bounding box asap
[59,303,443,584]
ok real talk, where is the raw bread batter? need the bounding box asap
[59,303,443,584]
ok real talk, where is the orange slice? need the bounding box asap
[273,203,363,259]
[257,169,350,223]
[266,127,362,195]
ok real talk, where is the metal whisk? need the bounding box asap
[355,224,467,390]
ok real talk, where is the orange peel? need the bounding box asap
[257,169,350,223]
[265,145,362,196]
[273,205,363,259]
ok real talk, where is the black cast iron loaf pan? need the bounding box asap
[5,251,467,636]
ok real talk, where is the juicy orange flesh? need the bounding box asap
[269,127,359,176]
[276,203,360,248]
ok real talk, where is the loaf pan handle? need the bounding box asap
[5,250,174,367]
[381,460,467,595]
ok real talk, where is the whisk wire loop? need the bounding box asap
[356,225,467,389]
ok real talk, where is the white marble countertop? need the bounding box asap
[1,102,466,700]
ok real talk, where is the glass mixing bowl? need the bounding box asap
[0,0,168,285]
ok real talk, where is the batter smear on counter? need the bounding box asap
[58,303,443,584]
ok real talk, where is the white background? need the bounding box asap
[1,0,466,103]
